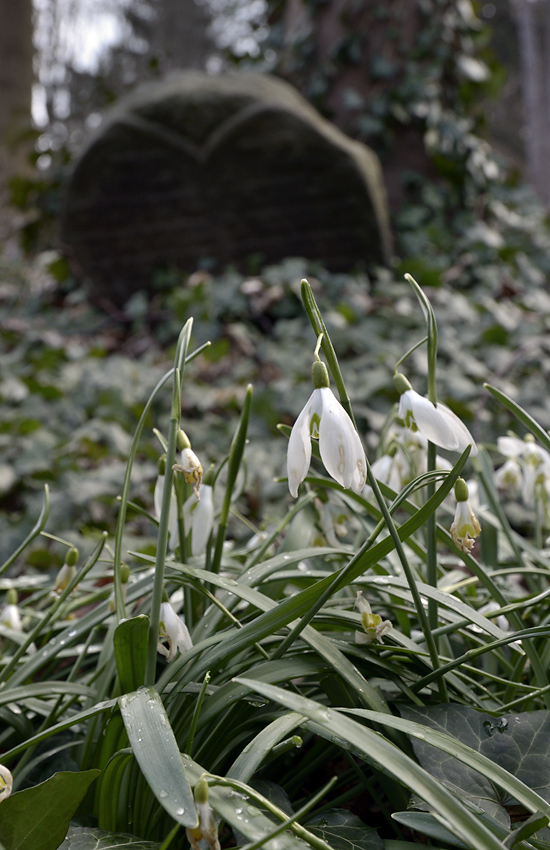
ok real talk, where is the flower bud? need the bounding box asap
[65,547,79,567]
[311,360,330,389]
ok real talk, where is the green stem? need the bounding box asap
[300,280,355,423]
[112,331,206,622]
[0,485,49,576]
[211,385,253,574]
[144,320,194,685]
[145,372,181,685]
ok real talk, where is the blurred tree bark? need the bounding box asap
[0,0,34,189]
[150,0,212,70]
[512,0,550,205]
[278,0,427,209]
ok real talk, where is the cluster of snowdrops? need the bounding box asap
[2,276,550,850]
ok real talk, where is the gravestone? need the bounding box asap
[62,72,392,307]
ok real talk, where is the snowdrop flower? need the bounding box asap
[53,563,75,595]
[0,765,13,802]
[287,357,366,498]
[1,590,22,632]
[494,458,523,498]
[450,478,481,553]
[355,591,392,644]
[497,434,550,507]
[184,484,214,556]
[394,373,477,456]
[186,778,220,850]
[172,431,203,499]
[157,601,193,662]
[53,547,79,595]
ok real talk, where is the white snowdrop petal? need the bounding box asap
[154,475,179,548]
[406,391,460,451]
[497,436,526,458]
[287,393,315,498]
[318,389,366,492]
[438,403,478,456]
[191,485,214,556]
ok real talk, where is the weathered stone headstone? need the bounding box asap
[62,72,392,307]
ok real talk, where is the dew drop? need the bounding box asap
[176,807,185,816]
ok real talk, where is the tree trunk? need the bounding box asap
[0,0,34,190]
[150,0,212,70]
[279,0,427,210]
[513,0,546,201]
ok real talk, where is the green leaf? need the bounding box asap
[95,749,134,832]
[118,687,197,828]
[484,384,550,455]
[114,616,148,694]
[0,770,100,850]
[59,825,160,849]
[401,704,550,827]
[392,812,468,848]
[306,809,383,850]
[234,679,506,850]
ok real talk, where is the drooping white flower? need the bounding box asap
[394,374,477,456]
[355,591,392,644]
[157,602,193,662]
[494,458,523,498]
[497,434,550,507]
[173,447,203,499]
[287,360,366,498]
[184,484,214,556]
[0,603,22,632]
[0,765,13,802]
[54,563,76,595]
[450,478,481,552]
[154,473,179,547]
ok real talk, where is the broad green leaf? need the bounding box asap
[119,687,196,828]
[306,809,383,850]
[59,824,160,849]
[0,682,95,709]
[383,840,449,850]
[3,699,118,762]
[114,616,148,694]
[392,812,468,848]
[0,769,100,850]
[401,705,550,827]
[234,678,506,850]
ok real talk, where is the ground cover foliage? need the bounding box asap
[4,235,550,850]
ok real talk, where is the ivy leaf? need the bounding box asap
[306,810,383,850]
[0,770,99,850]
[59,825,161,849]
[401,705,550,827]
